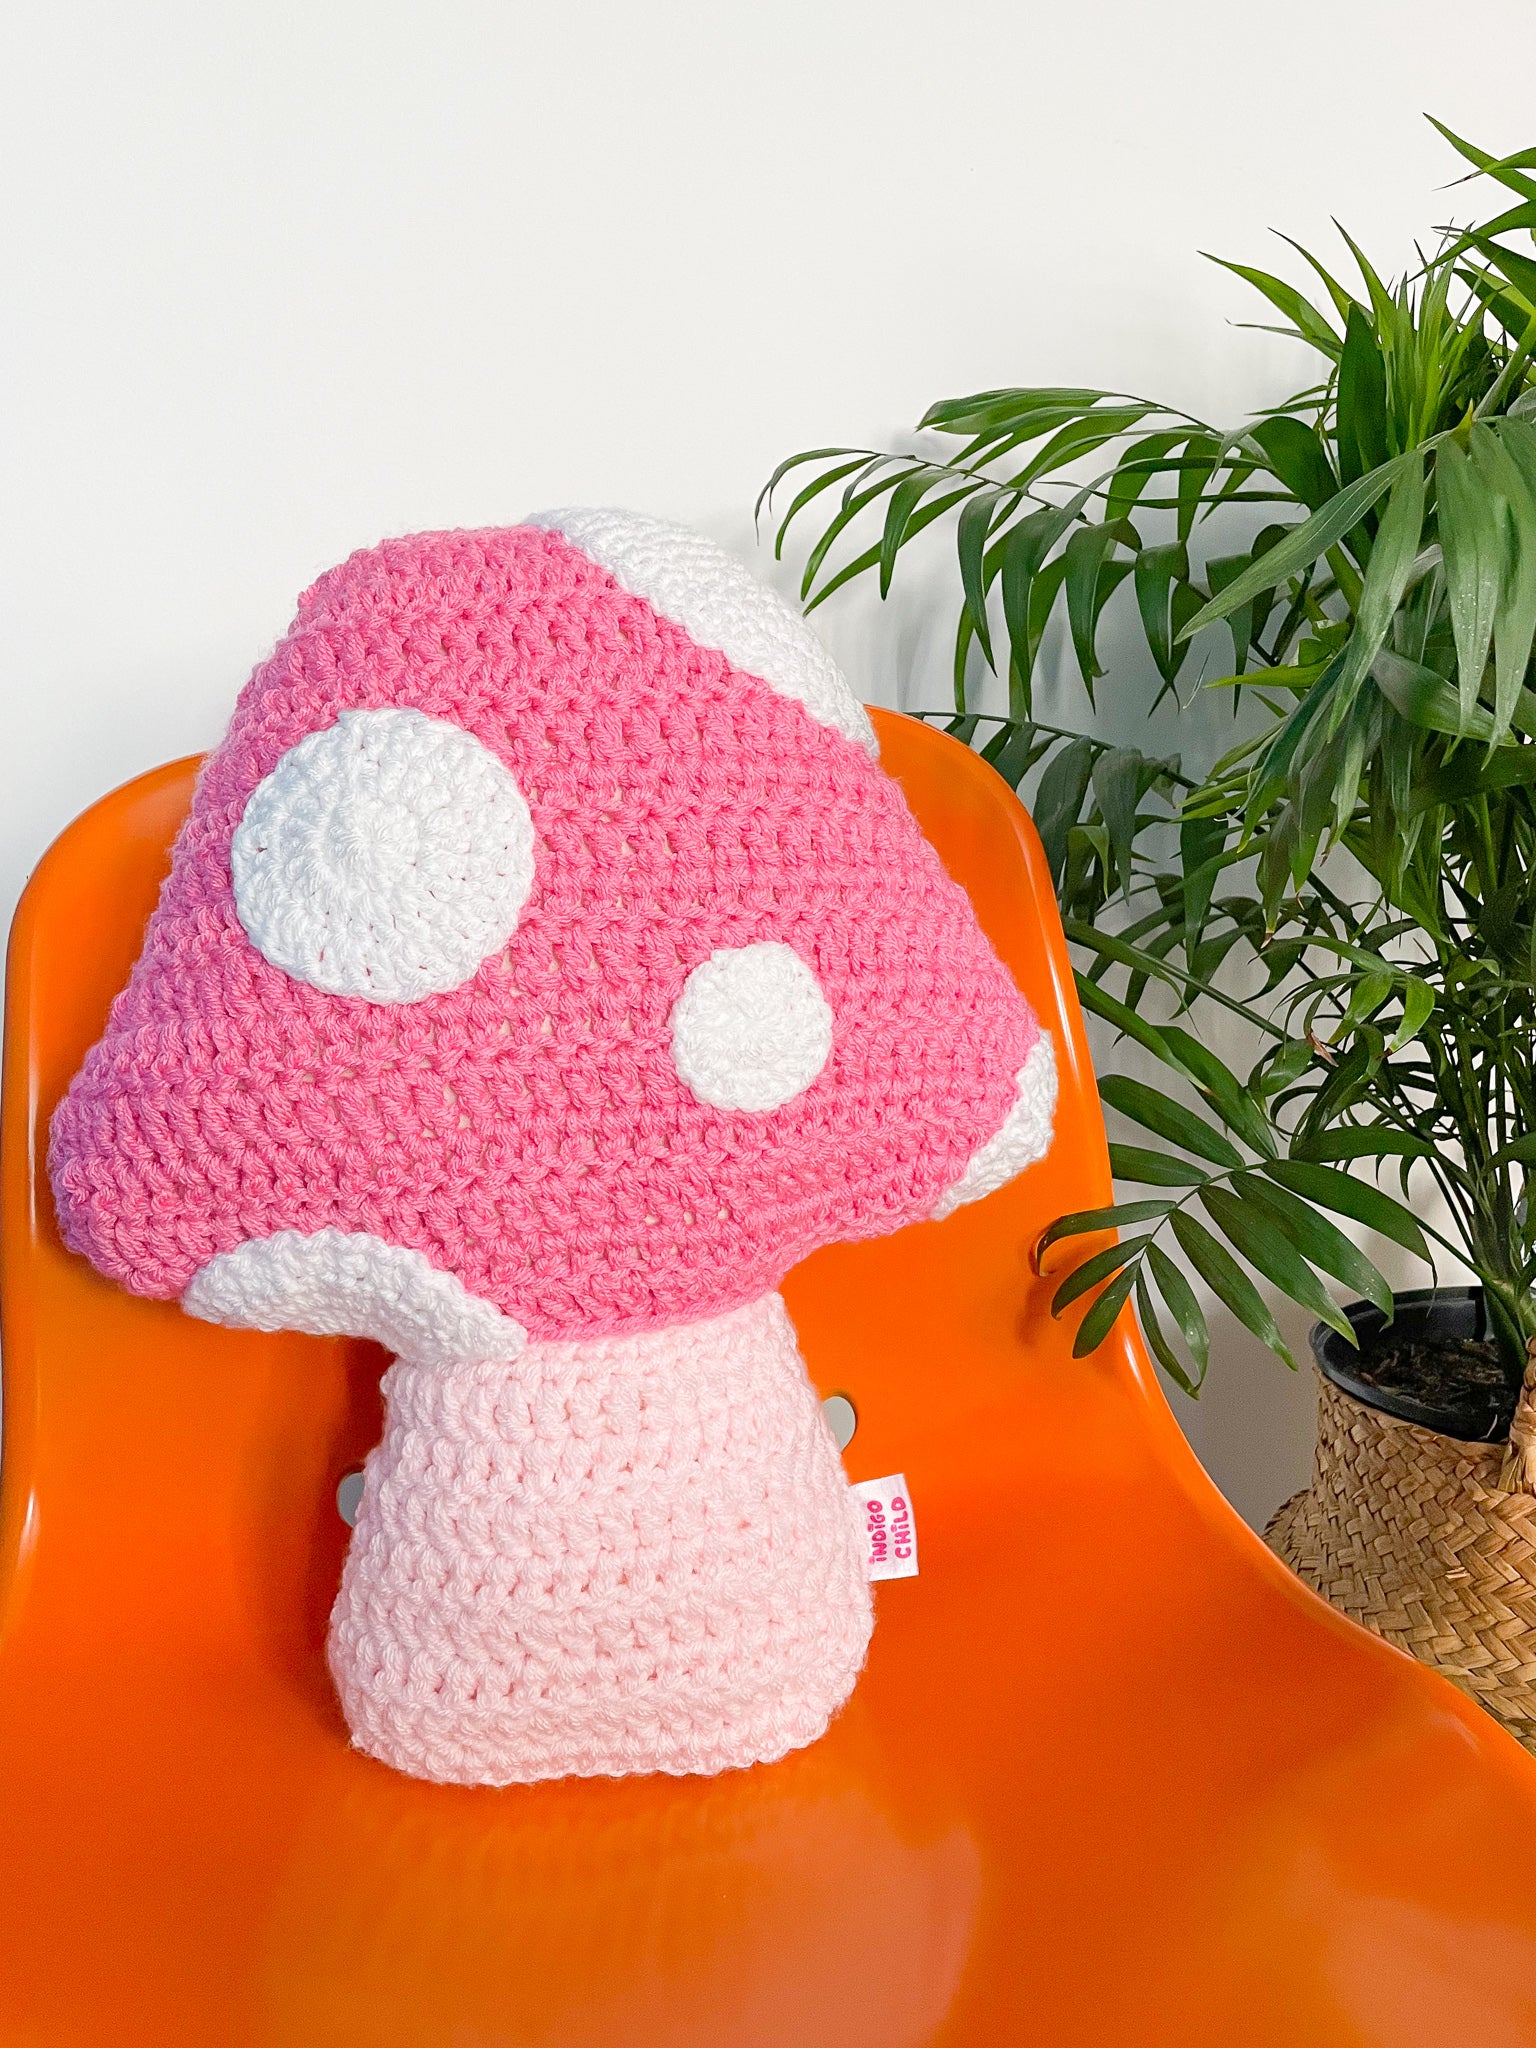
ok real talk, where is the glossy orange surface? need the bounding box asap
[4,709,1536,2046]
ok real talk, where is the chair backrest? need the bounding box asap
[0,707,1181,1679]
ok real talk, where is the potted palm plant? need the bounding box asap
[762,120,1536,1745]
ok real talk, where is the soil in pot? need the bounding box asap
[1347,1332,1508,1421]
[1315,1287,1522,1444]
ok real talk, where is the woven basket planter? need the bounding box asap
[1267,1302,1536,1751]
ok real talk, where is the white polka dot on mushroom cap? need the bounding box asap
[931,1033,1058,1218]
[527,508,878,756]
[231,706,537,1004]
[183,1226,529,1367]
[670,942,834,1112]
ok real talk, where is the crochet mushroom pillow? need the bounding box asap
[50,512,1056,1787]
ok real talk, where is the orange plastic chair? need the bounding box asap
[5,708,1536,2047]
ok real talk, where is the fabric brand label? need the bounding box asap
[853,1473,918,1581]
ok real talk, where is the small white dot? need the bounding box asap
[669,941,833,1112]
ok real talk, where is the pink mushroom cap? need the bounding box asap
[50,515,1051,1351]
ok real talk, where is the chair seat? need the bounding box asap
[5,713,1536,2045]
[5,1430,1534,2045]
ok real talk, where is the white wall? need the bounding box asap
[5,0,1531,1523]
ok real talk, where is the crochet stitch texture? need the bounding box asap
[332,1294,871,1784]
[50,511,1054,1785]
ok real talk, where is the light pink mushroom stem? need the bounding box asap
[327,1294,874,1785]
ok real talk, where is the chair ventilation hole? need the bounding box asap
[821,1394,857,1452]
[336,1470,366,1527]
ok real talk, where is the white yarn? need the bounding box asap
[231,706,536,1004]
[183,1227,528,1367]
[669,941,834,1112]
[527,508,878,756]
[931,1032,1058,1218]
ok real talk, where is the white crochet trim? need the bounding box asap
[931,1032,1057,1219]
[527,507,878,756]
[231,706,536,1004]
[670,941,834,1112]
[183,1227,528,1367]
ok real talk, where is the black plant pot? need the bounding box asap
[1311,1285,1519,1445]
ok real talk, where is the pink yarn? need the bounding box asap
[49,518,1048,1784]
[51,524,1036,1338]
[333,1294,872,1785]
